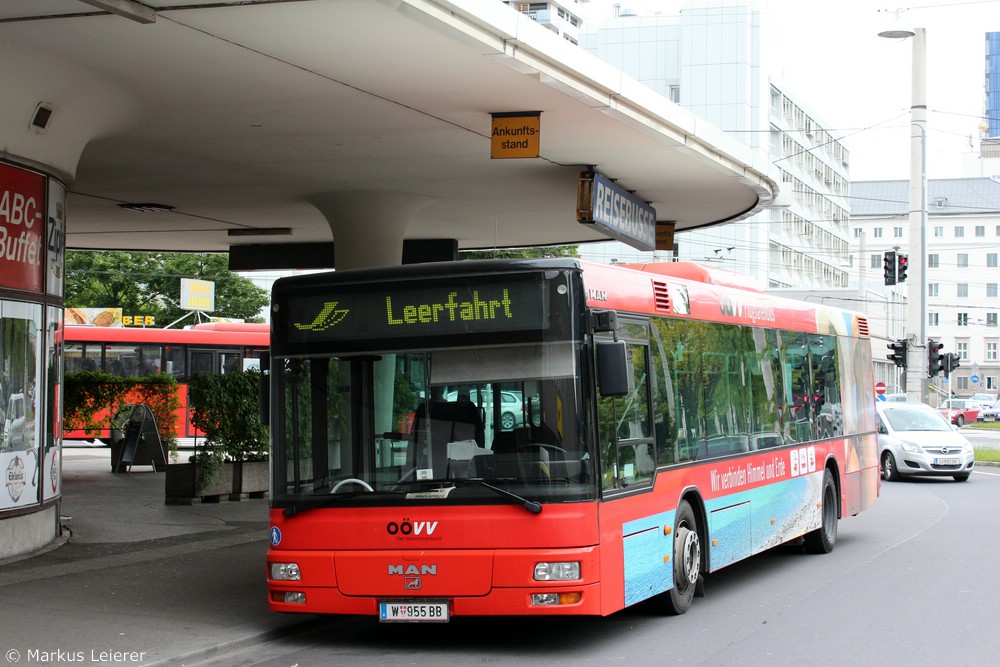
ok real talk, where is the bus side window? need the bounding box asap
[599,336,654,492]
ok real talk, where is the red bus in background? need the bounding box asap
[63,322,269,441]
[264,258,879,620]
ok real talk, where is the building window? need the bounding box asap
[956,376,970,391]
[989,376,998,391]
[988,341,999,361]
[990,284,999,299]
[873,227,883,238]
[928,254,939,268]
[870,254,880,269]
[989,313,999,328]
[934,226,944,237]
[955,226,965,238]
[958,283,969,298]
[989,253,999,268]
[893,227,903,238]
[669,86,680,103]
[928,312,939,327]
[977,225,986,237]
[958,253,969,268]
[958,313,969,326]
[929,283,939,297]
[958,341,969,360]
[853,228,863,238]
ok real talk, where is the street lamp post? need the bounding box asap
[879,24,927,403]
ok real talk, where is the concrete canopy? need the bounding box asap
[0,0,778,264]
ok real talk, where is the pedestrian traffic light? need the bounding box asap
[896,253,909,283]
[927,339,944,376]
[883,250,897,285]
[943,352,961,377]
[887,339,907,368]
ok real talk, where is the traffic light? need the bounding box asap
[927,339,944,376]
[944,353,961,377]
[887,339,907,368]
[896,253,909,283]
[883,250,897,285]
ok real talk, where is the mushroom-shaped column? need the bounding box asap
[310,191,435,271]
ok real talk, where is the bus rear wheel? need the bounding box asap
[659,499,702,615]
[803,469,838,554]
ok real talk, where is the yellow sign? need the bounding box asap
[490,112,541,159]
[656,222,676,251]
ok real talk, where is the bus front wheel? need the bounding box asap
[659,499,702,615]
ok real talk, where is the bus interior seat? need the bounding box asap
[411,400,485,478]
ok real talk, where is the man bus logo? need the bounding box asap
[294,301,349,332]
[388,564,438,576]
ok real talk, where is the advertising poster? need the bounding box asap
[0,162,46,293]
[46,179,65,297]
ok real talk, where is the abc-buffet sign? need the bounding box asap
[0,162,53,293]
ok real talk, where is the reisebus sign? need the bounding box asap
[0,162,46,292]
[576,171,656,251]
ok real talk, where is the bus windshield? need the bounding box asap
[272,340,594,508]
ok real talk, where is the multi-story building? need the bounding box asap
[851,177,1000,398]
[983,32,1000,158]
[500,1,588,44]
[575,1,852,290]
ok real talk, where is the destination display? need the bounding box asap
[281,276,549,344]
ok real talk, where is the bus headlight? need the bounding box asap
[533,561,580,581]
[270,562,301,581]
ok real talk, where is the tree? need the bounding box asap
[66,251,269,324]
[460,245,579,261]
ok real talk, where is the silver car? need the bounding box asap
[877,402,974,482]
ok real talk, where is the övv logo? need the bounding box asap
[386,518,439,537]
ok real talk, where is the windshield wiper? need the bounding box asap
[282,491,367,518]
[283,477,543,518]
[455,478,542,514]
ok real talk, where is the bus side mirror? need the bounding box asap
[597,341,628,397]
[259,352,270,426]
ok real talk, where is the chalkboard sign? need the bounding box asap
[113,404,167,473]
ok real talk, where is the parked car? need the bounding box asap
[443,387,529,431]
[979,399,1000,422]
[884,393,908,403]
[970,392,997,408]
[1,392,26,451]
[936,398,980,427]
[877,402,974,482]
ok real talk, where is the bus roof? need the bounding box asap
[64,323,269,345]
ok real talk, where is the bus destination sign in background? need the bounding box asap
[283,278,548,344]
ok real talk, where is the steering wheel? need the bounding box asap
[331,477,374,493]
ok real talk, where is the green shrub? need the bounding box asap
[63,370,180,452]
[188,369,268,463]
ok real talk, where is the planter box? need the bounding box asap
[165,460,268,505]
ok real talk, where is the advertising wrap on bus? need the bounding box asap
[265,258,879,620]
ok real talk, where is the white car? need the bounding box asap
[877,402,974,482]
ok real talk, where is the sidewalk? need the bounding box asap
[0,445,313,666]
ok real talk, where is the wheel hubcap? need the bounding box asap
[676,525,700,586]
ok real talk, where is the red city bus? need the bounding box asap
[63,322,269,441]
[264,259,879,619]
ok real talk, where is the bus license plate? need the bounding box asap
[934,457,960,466]
[379,600,450,623]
